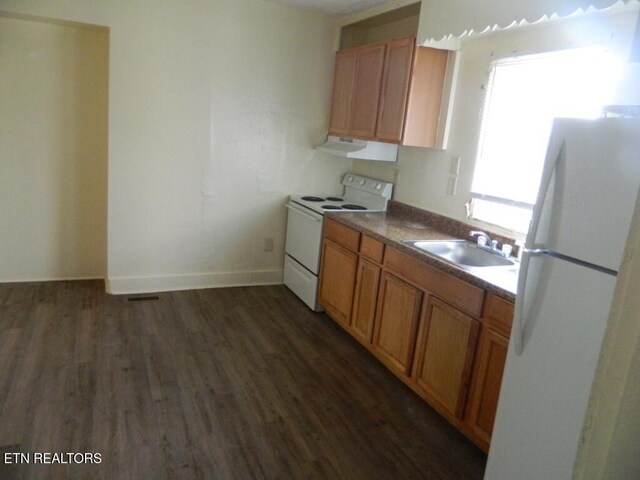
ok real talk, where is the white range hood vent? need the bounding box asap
[317,136,398,162]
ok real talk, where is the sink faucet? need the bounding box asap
[470,230,496,248]
[470,230,514,258]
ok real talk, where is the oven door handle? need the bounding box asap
[286,203,322,222]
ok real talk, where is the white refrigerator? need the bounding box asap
[484,117,640,480]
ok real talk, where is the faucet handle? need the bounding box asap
[501,244,513,257]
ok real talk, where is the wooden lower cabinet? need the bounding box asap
[318,239,358,326]
[350,258,381,344]
[465,327,509,450]
[372,272,423,376]
[411,297,480,420]
[318,223,515,452]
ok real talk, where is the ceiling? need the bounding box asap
[261,0,389,16]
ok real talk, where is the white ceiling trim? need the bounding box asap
[261,0,389,16]
[417,0,640,50]
[334,0,418,26]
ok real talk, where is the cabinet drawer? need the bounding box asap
[360,235,384,264]
[384,247,484,318]
[324,218,360,252]
[482,294,514,337]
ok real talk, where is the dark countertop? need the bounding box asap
[326,208,518,302]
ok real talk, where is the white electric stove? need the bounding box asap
[284,174,393,311]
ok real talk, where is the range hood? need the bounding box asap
[317,136,398,162]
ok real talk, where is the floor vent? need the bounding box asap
[127,296,160,302]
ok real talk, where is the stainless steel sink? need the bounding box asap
[403,240,517,270]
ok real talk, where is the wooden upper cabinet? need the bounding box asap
[348,43,386,139]
[375,37,415,142]
[412,297,480,420]
[328,49,357,136]
[401,46,448,148]
[327,36,449,148]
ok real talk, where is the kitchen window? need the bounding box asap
[468,47,622,234]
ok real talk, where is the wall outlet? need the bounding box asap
[264,237,274,252]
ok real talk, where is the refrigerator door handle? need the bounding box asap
[513,248,546,355]
[514,134,566,356]
[524,248,550,255]
[525,139,565,251]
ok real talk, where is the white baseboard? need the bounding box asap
[105,269,284,295]
[0,275,103,283]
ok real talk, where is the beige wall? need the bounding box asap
[0,15,108,281]
[0,0,350,292]
[353,8,638,239]
[365,14,418,43]
[340,13,419,49]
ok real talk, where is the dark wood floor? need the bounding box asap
[0,281,485,479]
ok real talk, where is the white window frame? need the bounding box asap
[468,47,621,235]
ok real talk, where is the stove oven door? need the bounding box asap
[285,202,323,274]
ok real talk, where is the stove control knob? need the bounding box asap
[345,175,354,183]
[359,179,366,186]
[375,183,382,190]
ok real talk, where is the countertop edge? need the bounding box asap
[325,211,517,303]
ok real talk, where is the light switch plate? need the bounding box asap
[447,176,458,195]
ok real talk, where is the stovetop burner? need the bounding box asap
[290,176,393,216]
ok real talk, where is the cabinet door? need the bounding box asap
[350,258,381,344]
[372,272,422,376]
[412,297,480,419]
[466,327,509,449]
[402,46,449,147]
[375,36,414,142]
[318,239,358,326]
[348,43,386,139]
[328,49,357,136]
